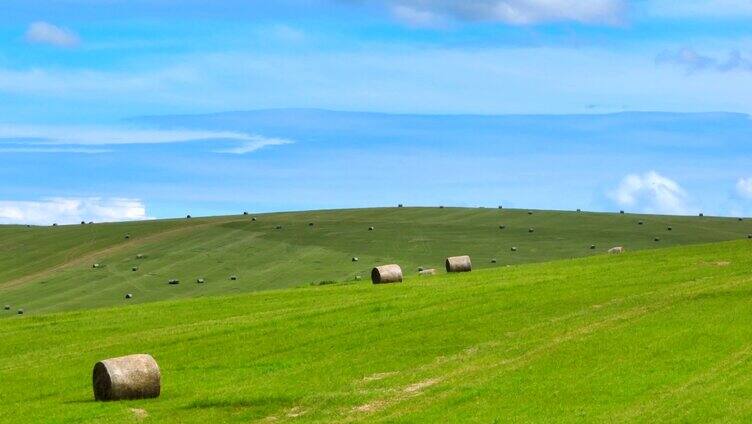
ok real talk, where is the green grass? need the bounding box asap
[1,207,751,315]
[2,239,752,422]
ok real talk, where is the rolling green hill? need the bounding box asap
[2,239,752,422]
[1,207,751,315]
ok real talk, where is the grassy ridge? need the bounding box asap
[2,240,752,422]
[1,207,751,315]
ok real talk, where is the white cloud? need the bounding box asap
[736,177,752,199]
[609,171,693,215]
[0,124,294,154]
[645,0,752,18]
[0,198,150,225]
[24,21,80,47]
[213,135,294,154]
[656,48,752,73]
[386,0,626,26]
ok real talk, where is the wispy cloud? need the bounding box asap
[736,177,752,199]
[0,124,294,154]
[385,0,626,27]
[656,48,752,73]
[609,171,693,215]
[213,135,294,154]
[24,21,80,47]
[0,197,150,225]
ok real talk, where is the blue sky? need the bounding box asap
[1,0,752,223]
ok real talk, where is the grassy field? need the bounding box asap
[2,239,752,422]
[1,207,751,315]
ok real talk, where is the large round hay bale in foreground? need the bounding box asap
[92,354,161,401]
[371,264,403,284]
[445,255,472,273]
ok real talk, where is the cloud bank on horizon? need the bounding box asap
[1,1,752,222]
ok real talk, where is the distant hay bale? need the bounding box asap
[511,247,517,252]
[309,222,314,226]
[439,205,444,209]
[3,305,9,310]
[252,217,257,221]
[52,223,58,227]
[499,225,506,229]
[747,234,752,239]
[93,263,101,269]
[699,213,704,217]
[88,221,94,224]
[125,294,132,299]
[368,226,374,231]
[654,237,660,242]
[26,224,30,228]
[417,266,425,272]
[92,354,161,401]
[136,254,145,259]
[124,234,130,239]
[445,255,472,273]
[490,258,497,263]
[230,275,238,280]
[243,211,249,215]
[590,245,596,249]
[608,246,625,254]
[17,309,23,315]
[738,218,743,221]
[355,275,362,281]
[498,205,503,209]
[576,208,581,212]
[186,215,191,219]
[527,211,533,215]
[196,278,205,284]
[275,225,282,230]
[638,221,644,225]
[667,226,673,231]
[168,279,179,285]
[131,267,138,272]
[528,228,535,233]
[398,204,403,208]
[419,268,437,276]
[352,257,359,262]
[81,221,86,225]
[371,264,403,284]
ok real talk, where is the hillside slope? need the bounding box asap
[2,240,752,422]
[1,207,751,315]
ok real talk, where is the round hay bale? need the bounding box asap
[576,208,581,212]
[667,226,673,231]
[528,227,535,233]
[4,305,9,310]
[638,221,644,225]
[619,210,625,214]
[308,222,314,226]
[124,234,130,240]
[748,234,752,239]
[93,263,101,269]
[17,309,23,315]
[131,267,138,272]
[419,268,437,276]
[186,215,191,219]
[499,225,506,229]
[738,218,743,222]
[136,254,145,259]
[52,223,57,227]
[230,275,238,281]
[196,278,205,284]
[125,293,132,299]
[252,217,257,221]
[417,266,425,272]
[699,213,704,217]
[352,257,359,262]
[398,204,403,208]
[445,255,472,273]
[371,264,403,284]
[439,205,444,209]
[368,226,374,231]
[168,279,179,285]
[590,245,596,249]
[498,205,503,209]
[527,211,533,215]
[243,211,249,215]
[608,246,624,254]
[26,224,30,228]
[81,221,86,225]
[275,225,282,230]
[355,275,362,281]
[511,246,518,252]
[92,354,161,401]
[654,237,660,242]
[490,258,497,263]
